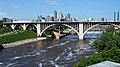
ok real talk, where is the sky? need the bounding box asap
[0,0,120,21]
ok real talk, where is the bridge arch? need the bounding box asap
[26,24,37,33]
[14,25,24,30]
[40,24,80,38]
[26,24,37,29]
[83,23,120,37]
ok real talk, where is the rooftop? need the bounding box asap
[87,61,120,67]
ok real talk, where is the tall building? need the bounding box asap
[114,12,116,21]
[57,12,63,21]
[65,14,71,21]
[53,10,57,20]
[101,17,105,21]
[46,16,51,21]
[117,11,119,21]
[46,15,54,21]
[66,14,70,19]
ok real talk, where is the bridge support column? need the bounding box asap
[37,24,41,36]
[79,23,84,40]
[22,24,26,30]
[11,24,15,30]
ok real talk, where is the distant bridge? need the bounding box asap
[3,21,120,39]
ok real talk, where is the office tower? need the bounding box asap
[66,14,70,19]
[114,12,116,21]
[101,17,104,21]
[117,11,119,21]
[46,16,54,21]
[50,16,54,21]
[53,10,57,20]
[46,16,51,21]
[57,12,63,21]
[38,15,40,21]
[65,14,71,21]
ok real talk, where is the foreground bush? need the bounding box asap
[94,28,120,51]
[74,49,120,67]
[0,31,37,44]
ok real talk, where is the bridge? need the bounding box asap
[3,21,120,39]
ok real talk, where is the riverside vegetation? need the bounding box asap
[0,20,37,46]
[74,27,120,67]
[0,20,13,34]
[0,31,37,45]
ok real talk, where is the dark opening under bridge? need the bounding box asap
[3,21,120,39]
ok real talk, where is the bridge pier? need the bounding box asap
[11,24,15,30]
[78,23,84,40]
[37,24,41,36]
[22,24,26,30]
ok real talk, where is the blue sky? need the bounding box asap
[0,0,120,21]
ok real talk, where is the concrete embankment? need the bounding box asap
[2,37,47,48]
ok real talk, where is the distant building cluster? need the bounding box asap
[2,18,13,22]
[37,10,78,22]
[82,17,108,22]
[2,10,120,22]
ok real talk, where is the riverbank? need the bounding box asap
[2,37,47,48]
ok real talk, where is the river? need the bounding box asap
[0,32,102,67]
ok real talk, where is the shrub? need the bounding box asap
[74,49,120,67]
[94,28,120,51]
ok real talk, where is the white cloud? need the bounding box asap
[0,12,12,19]
[45,0,58,5]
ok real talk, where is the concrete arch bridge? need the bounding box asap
[3,21,120,39]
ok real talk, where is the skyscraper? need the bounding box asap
[117,11,119,21]
[65,14,71,21]
[57,12,63,21]
[53,10,57,20]
[66,14,70,19]
[114,12,116,21]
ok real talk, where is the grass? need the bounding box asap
[0,30,37,45]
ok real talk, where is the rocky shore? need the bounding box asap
[2,37,47,48]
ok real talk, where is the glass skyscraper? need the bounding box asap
[53,10,57,20]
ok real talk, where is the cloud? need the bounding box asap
[45,0,58,5]
[0,12,12,19]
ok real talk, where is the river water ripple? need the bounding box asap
[0,32,101,67]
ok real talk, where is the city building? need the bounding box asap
[2,18,13,22]
[101,17,105,21]
[65,14,71,21]
[117,11,119,21]
[114,11,120,21]
[89,17,94,22]
[57,12,63,21]
[114,12,116,21]
[53,10,57,21]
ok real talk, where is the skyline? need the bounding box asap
[0,0,120,21]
